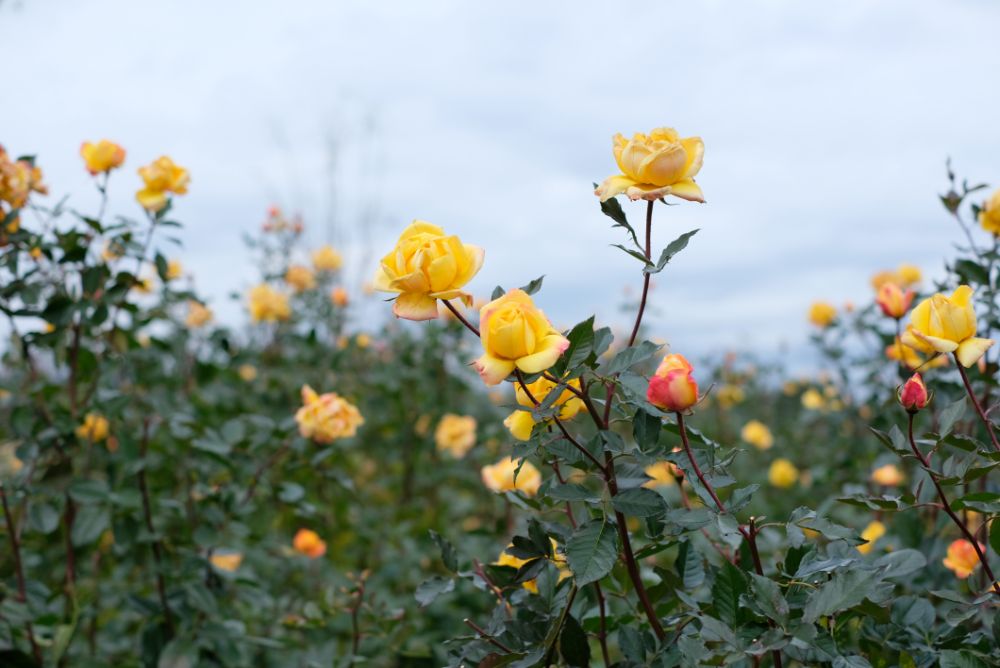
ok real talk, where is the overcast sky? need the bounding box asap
[3,0,998,370]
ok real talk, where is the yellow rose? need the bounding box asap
[503,375,583,441]
[643,460,680,488]
[435,414,477,458]
[980,188,1000,236]
[942,539,980,578]
[768,458,798,489]
[808,301,837,327]
[595,127,705,203]
[474,289,569,386]
[237,364,258,382]
[248,284,291,322]
[715,384,745,409]
[481,456,541,496]
[186,301,213,328]
[870,464,904,486]
[856,520,886,555]
[136,156,189,212]
[740,420,774,450]
[895,264,922,287]
[373,220,484,321]
[902,285,994,367]
[312,245,343,272]
[294,385,364,443]
[495,538,571,593]
[75,413,109,442]
[0,146,47,209]
[166,259,183,281]
[80,139,126,175]
[801,388,825,411]
[355,333,371,348]
[885,337,947,370]
[285,265,316,292]
[210,552,243,572]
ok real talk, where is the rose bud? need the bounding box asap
[876,283,914,319]
[898,373,930,412]
[647,353,699,412]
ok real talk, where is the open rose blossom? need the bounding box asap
[294,385,364,443]
[80,140,126,175]
[647,354,699,412]
[902,285,994,367]
[503,375,584,441]
[480,456,541,497]
[292,529,327,559]
[942,539,980,578]
[474,289,569,386]
[595,127,705,203]
[434,414,477,458]
[135,156,189,212]
[373,220,484,321]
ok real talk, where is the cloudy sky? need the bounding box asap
[3,0,998,369]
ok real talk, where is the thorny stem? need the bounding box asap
[1,483,42,664]
[137,418,175,635]
[442,299,480,336]
[907,413,1000,597]
[240,440,292,506]
[677,413,783,667]
[463,618,513,654]
[954,357,1000,452]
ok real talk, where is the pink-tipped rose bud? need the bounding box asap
[647,353,699,412]
[876,283,914,319]
[898,373,929,412]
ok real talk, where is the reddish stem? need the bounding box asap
[954,357,1000,452]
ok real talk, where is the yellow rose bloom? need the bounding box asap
[294,385,364,444]
[942,539,980,578]
[902,285,994,367]
[481,456,541,496]
[435,414,477,458]
[0,146,47,209]
[979,188,1000,236]
[75,412,109,442]
[857,520,886,555]
[715,384,745,409]
[808,301,837,327]
[474,289,569,386]
[870,464,904,486]
[373,220,484,321]
[643,461,679,488]
[237,364,258,382]
[285,264,316,292]
[248,284,291,322]
[166,259,183,281]
[210,552,243,572]
[292,528,327,559]
[312,245,343,272]
[801,388,825,411]
[355,333,371,348]
[895,264,922,287]
[185,301,213,328]
[768,458,798,489]
[495,539,571,593]
[136,156,189,212]
[503,375,583,441]
[740,420,774,450]
[885,337,947,371]
[595,127,705,203]
[0,442,24,477]
[80,139,126,175]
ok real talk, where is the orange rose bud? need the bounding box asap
[898,373,929,412]
[647,353,699,412]
[876,283,914,319]
[292,528,327,559]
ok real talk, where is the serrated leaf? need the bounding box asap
[415,576,454,608]
[430,530,458,572]
[602,340,661,375]
[559,614,590,667]
[566,518,618,586]
[612,487,667,518]
[712,560,747,626]
[644,229,699,275]
[520,275,544,296]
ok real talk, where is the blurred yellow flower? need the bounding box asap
[902,285,994,367]
[475,290,568,386]
[292,529,327,559]
[715,384,745,409]
[166,259,183,281]
[595,127,705,203]
[885,337,947,371]
[495,539,570,593]
[801,388,825,411]
[857,520,886,555]
[210,552,243,572]
[741,420,774,450]
[435,414,477,458]
[186,301,213,328]
[481,456,541,496]
[136,156,189,212]
[0,146,47,209]
[875,282,914,319]
[643,460,680,488]
[102,240,124,262]
[0,442,23,477]
[80,139,126,175]
[871,464,904,486]
[768,458,798,488]
[294,385,364,443]
[237,364,258,382]
[896,264,922,287]
[355,333,370,348]
[248,284,291,322]
[285,265,316,292]
[75,413,109,442]
[980,188,1000,235]
[331,287,349,307]
[373,220,484,321]
[504,375,583,441]
[942,539,979,578]
[312,245,343,272]
[808,301,837,327]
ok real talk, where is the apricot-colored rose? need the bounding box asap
[292,529,327,559]
[80,139,126,175]
[294,385,364,443]
[136,156,189,212]
[595,127,705,203]
[647,354,698,412]
[902,285,994,367]
[474,290,568,386]
[481,456,541,496]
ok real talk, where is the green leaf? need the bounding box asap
[598,194,639,248]
[939,397,967,438]
[602,340,661,375]
[69,479,110,504]
[632,408,660,450]
[28,502,60,534]
[711,560,747,626]
[612,487,668,518]
[429,530,458,573]
[802,569,888,623]
[748,572,788,625]
[414,576,454,608]
[72,505,109,547]
[566,518,618,586]
[644,229,699,275]
[612,243,652,266]
[556,316,596,374]
[676,540,705,589]
[559,614,591,667]
[520,275,545,295]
